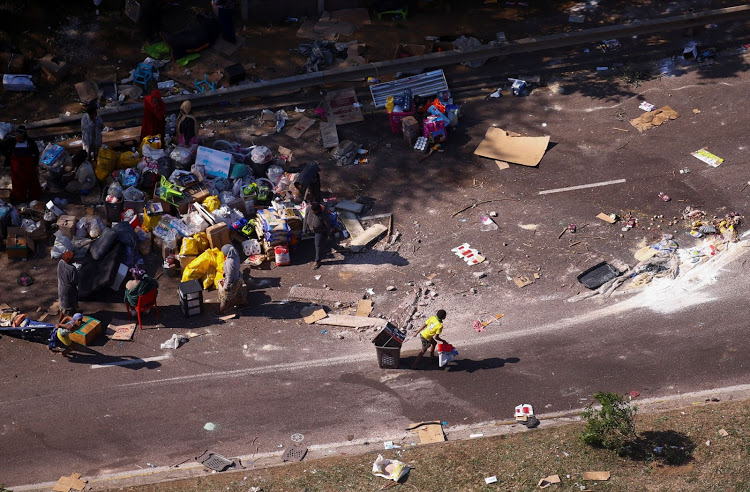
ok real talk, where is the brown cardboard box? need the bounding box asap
[6,227,28,259]
[178,254,198,269]
[69,316,102,346]
[206,223,230,250]
[57,215,77,238]
[401,116,419,145]
[185,183,210,204]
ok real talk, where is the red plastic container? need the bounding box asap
[437,343,454,353]
[389,108,415,134]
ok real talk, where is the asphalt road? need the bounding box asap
[3,38,750,488]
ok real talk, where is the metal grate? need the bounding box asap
[196,451,235,472]
[282,445,308,462]
[369,69,449,108]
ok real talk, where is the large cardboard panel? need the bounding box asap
[320,121,339,148]
[474,127,550,167]
[321,88,364,125]
[285,117,316,139]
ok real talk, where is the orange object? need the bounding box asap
[126,289,161,329]
[432,98,446,113]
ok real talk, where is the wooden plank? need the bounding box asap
[58,126,142,151]
[289,286,363,305]
[350,224,387,251]
[356,299,373,317]
[314,314,387,328]
[338,210,365,238]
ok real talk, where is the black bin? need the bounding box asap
[372,322,405,369]
[577,262,620,289]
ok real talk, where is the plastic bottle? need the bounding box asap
[385,96,395,114]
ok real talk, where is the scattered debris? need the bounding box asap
[513,276,534,288]
[304,308,328,324]
[485,476,498,484]
[372,454,410,482]
[596,212,617,224]
[106,318,136,341]
[452,243,485,265]
[196,450,235,472]
[53,473,87,492]
[289,286,363,305]
[407,421,446,444]
[692,148,724,167]
[718,428,729,437]
[629,106,679,132]
[160,333,187,349]
[538,474,561,488]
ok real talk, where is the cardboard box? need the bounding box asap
[401,116,419,145]
[195,146,233,178]
[57,215,77,238]
[178,254,198,269]
[69,316,102,346]
[6,227,28,259]
[184,182,210,204]
[206,223,230,250]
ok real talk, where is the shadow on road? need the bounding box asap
[400,355,520,372]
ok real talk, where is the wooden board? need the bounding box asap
[356,299,373,317]
[474,127,550,167]
[289,286,363,305]
[285,116,316,139]
[304,308,328,324]
[339,210,365,239]
[58,126,142,151]
[320,121,339,148]
[314,314,387,328]
[350,224,387,251]
[596,212,616,224]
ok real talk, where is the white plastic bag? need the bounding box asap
[250,145,273,165]
[372,454,410,482]
[76,161,96,190]
[51,231,75,259]
[123,186,146,202]
[160,333,187,349]
[266,165,284,184]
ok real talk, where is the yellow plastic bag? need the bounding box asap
[95,148,119,182]
[202,195,220,212]
[142,207,161,232]
[180,237,199,256]
[194,232,209,252]
[139,135,161,153]
[181,248,225,290]
[117,151,139,169]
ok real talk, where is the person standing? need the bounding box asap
[293,161,322,204]
[81,102,103,161]
[412,310,447,368]
[212,0,237,43]
[303,202,331,270]
[57,251,80,322]
[141,89,166,142]
[175,100,198,145]
[218,244,246,314]
[1,126,41,203]
[48,312,84,358]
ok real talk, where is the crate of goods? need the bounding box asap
[69,316,102,346]
[389,106,415,134]
[56,215,77,239]
[6,227,28,259]
[178,280,203,317]
[206,222,231,250]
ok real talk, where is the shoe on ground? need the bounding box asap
[312,261,321,270]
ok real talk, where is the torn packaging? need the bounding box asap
[474,127,550,167]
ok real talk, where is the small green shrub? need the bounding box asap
[580,392,637,452]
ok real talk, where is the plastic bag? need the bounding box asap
[119,168,141,188]
[142,207,161,232]
[266,165,284,184]
[123,186,146,202]
[181,247,225,290]
[202,195,220,212]
[113,221,138,249]
[134,226,152,256]
[250,145,273,165]
[117,151,140,169]
[372,455,410,482]
[191,163,206,181]
[76,161,96,190]
[180,236,200,256]
[170,145,196,167]
[107,181,124,200]
[142,144,167,161]
[89,227,117,260]
[96,148,120,182]
[139,135,161,153]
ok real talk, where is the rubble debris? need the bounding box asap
[629,106,679,132]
